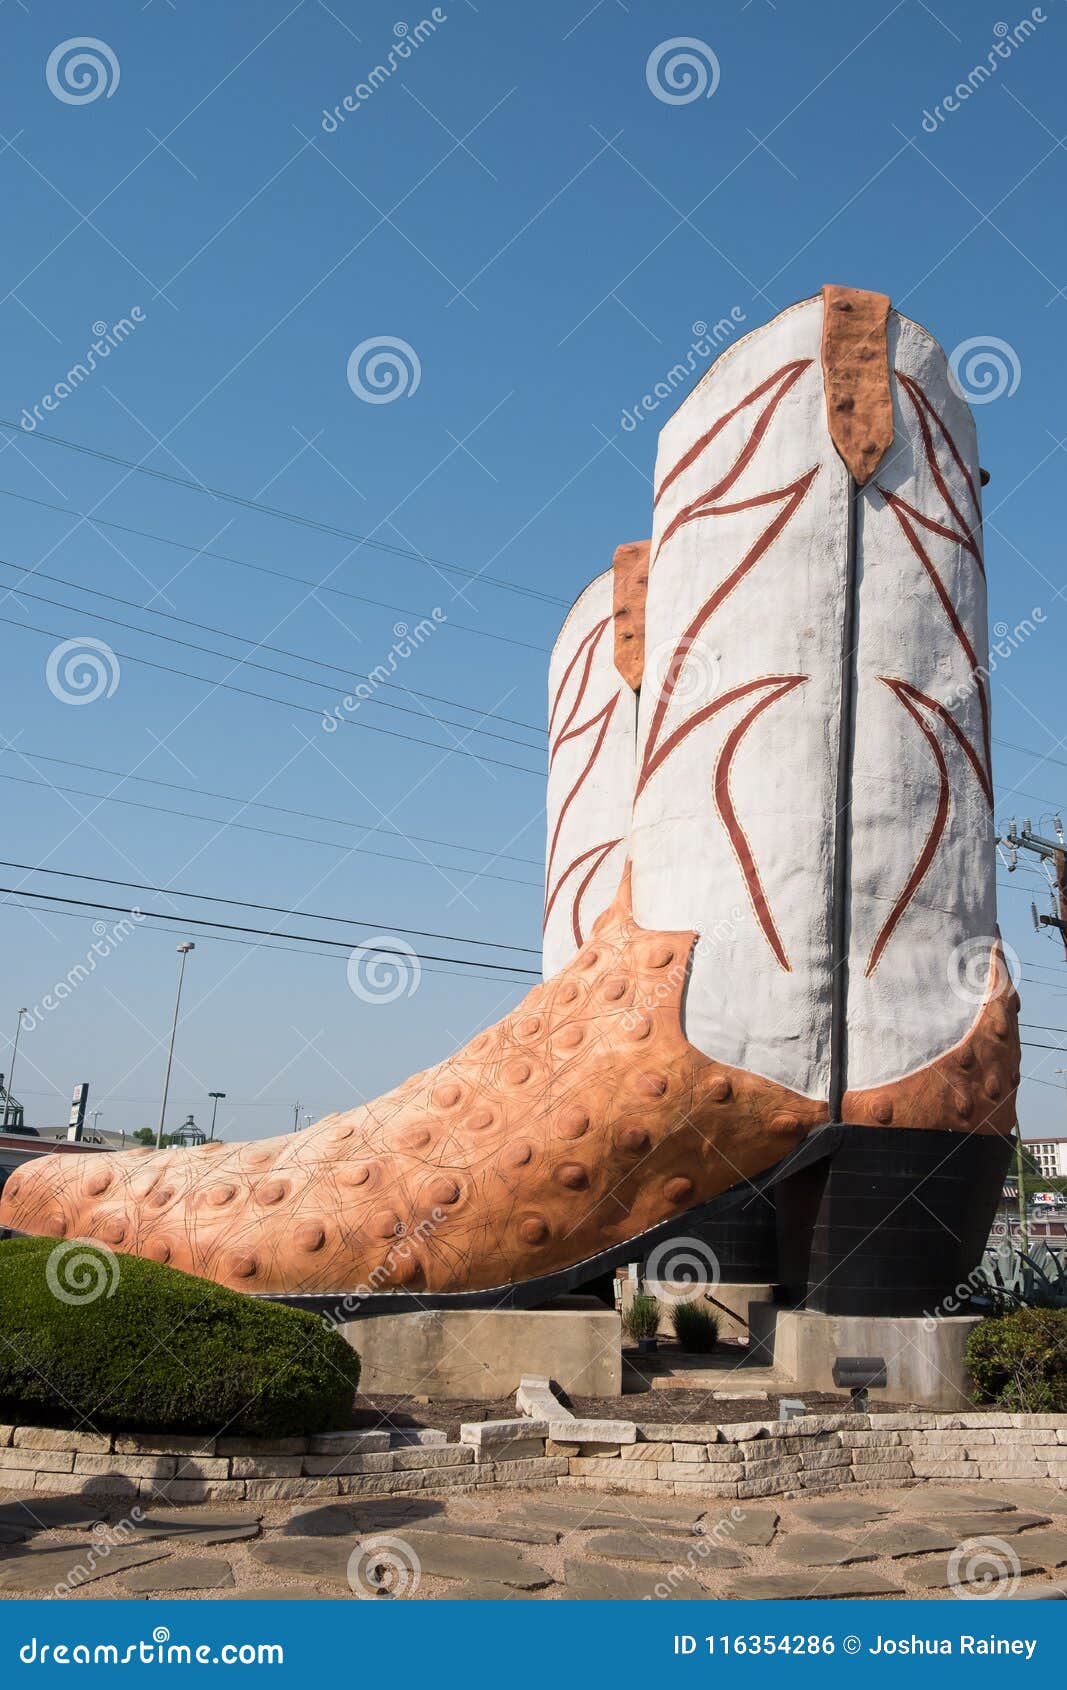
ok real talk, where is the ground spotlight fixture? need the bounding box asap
[831,1355,887,1413]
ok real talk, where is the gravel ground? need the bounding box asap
[351,1388,912,1438]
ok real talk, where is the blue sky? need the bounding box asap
[2,0,1067,1146]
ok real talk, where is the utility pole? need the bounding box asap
[292,1100,302,1133]
[208,1091,226,1140]
[1001,818,1067,960]
[3,1008,27,1129]
[155,943,195,1150]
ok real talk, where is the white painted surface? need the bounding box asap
[630,295,850,1100]
[543,572,636,976]
[846,313,995,1088]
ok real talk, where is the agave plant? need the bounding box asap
[976,1241,1067,1311]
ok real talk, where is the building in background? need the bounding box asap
[1026,1137,1067,1180]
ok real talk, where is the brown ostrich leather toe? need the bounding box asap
[842,946,1021,1135]
[0,872,826,1295]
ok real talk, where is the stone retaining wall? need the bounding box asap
[3,1413,1066,1505]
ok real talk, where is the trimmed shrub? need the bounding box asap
[965,1307,1067,1413]
[0,1237,360,1436]
[671,1299,719,1354]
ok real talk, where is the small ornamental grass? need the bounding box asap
[0,1236,360,1437]
[670,1299,719,1354]
[622,1291,661,1343]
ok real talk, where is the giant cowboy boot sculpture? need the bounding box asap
[543,544,645,977]
[0,287,1019,1313]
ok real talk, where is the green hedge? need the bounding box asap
[966,1307,1067,1413]
[0,1237,360,1437]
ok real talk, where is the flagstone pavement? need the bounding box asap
[2,1482,1065,1601]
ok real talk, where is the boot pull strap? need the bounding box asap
[612,539,650,690]
[821,284,894,485]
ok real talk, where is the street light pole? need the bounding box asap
[155,944,194,1151]
[208,1090,226,1140]
[3,1007,28,1129]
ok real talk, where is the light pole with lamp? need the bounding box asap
[208,1090,226,1140]
[3,1007,28,1129]
[155,943,195,1151]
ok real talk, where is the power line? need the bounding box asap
[2,614,544,777]
[0,556,545,739]
[0,894,532,988]
[994,783,1065,810]
[995,738,1067,776]
[0,420,569,607]
[0,570,544,753]
[1022,1072,1067,1092]
[0,769,543,889]
[1,746,544,868]
[13,1083,324,1108]
[0,858,539,956]
[0,485,552,656]
[0,885,541,977]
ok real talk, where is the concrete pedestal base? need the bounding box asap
[342,1296,621,1400]
[747,1304,980,1410]
[619,1278,774,1344]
